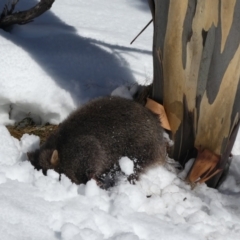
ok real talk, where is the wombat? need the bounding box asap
[27,96,166,188]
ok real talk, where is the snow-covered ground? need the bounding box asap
[0,1,240,239]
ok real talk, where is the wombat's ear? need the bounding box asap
[50,150,59,167]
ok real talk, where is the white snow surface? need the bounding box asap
[0,1,240,240]
[119,157,134,175]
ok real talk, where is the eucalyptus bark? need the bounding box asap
[149,0,240,187]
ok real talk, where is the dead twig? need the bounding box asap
[130,19,153,45]
[0,0,55,29]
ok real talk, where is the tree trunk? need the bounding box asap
[148,0,240,188]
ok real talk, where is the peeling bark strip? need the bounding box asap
[149,0,240,187]
[0,0,55,28]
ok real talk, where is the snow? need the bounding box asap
[0,0,240,239]
[111,85,138,100]
[119,157,134,175]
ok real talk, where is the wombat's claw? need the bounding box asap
[127,174,136,185]
[92,174,115,190]
[187,148,222,184]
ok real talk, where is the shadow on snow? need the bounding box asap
[0,0,142,105]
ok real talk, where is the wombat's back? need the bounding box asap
[57,97,165,181]
[59,97,164,152]
[28,96,166,187]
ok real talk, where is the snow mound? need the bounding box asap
[119,157,134,175]
[0,127,239,239]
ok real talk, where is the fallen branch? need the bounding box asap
[0,0,55,29]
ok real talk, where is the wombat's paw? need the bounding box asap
[91,176,105,189]
[164,156,182,174]
[86,172,104,188]
[94,179,106,189]
[127,174,137,185]
[93,174,116,190]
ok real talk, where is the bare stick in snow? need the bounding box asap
[0,0,55,29]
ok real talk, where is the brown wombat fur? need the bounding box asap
[27,96,166,188]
